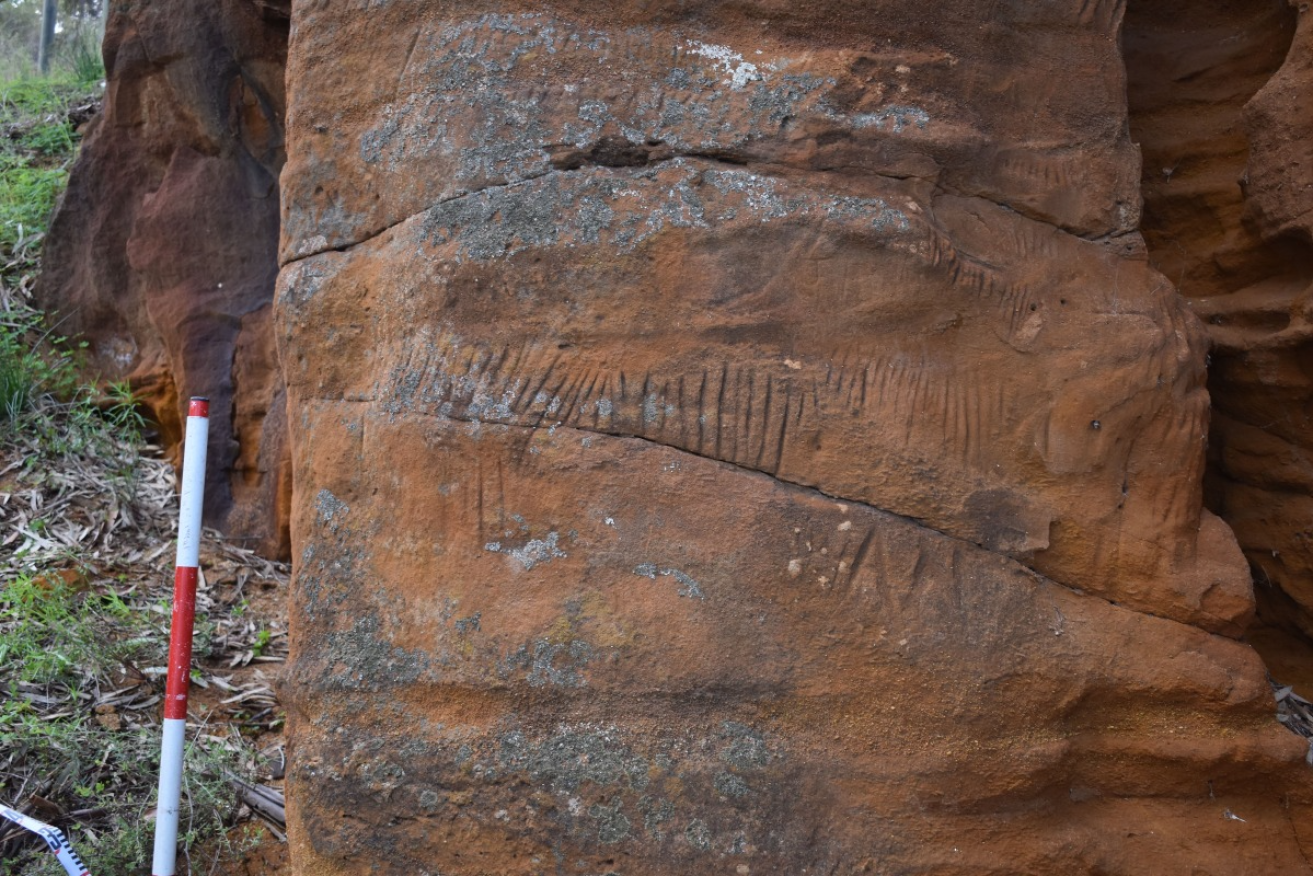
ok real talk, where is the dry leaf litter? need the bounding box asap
[1,389,289,869]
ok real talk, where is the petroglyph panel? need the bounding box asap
[276,2,1313,874]
[279,164,1244,632]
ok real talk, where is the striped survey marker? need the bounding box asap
[0,804,91,876]
[151,397,209,876]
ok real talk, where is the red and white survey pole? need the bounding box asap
[151,397,209,876]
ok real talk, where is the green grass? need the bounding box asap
[0,304,128,440]
[0,55,103,257]
[0,57,265,876]
[0,572,142,687]
[1,75,98,117]
[0,298,83,416]
[0,578,246,875]
[0,359,257,875]
[0,321,36,422]
[0,61,100,429]
[0,160,66,250]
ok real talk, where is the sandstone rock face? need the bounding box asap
[37,0,291,557]
[277,2,1313,874]
[1127,0,1313,638]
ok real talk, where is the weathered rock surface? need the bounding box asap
[37,0,291,557]
[276,2,1313,873]
[1127,0,1313,638]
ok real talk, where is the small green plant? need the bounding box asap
[0,725,249,875]
[0,310,80,425]
[0,325,36,423]
[1,77,80,117]
[0,573,148,688]
[67,36,105,87]
[19,119,74,156]
[0,160,66,249]
[251,628,273,658]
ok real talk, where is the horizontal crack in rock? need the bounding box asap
[313,396,1215,636]
[279,153,1111,269]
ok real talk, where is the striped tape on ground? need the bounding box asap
[0,804,91,876]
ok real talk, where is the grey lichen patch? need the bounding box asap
[534,391,564,416]
[315,488,350,525]
[355,13,839,196]
[360,14,570,185]
[357,756,406,801]
[282,178,365,260]
[321,612,431,690]
[851,104,931,133]
[359,94,450,169]
[380,721,796,857]
[704,166,789,221]
[719,722,771,770]
[639,795,675,838]
[685,818,712,851]
[379,325,531,421]
[589,800,632,844]
[383,366,424,415]
[633,563,705,600]
[500,638,593,688]
[497,726,651,795]
[295,12,951,259]
[276,256,331,309]
[641,392,678,426]
[295,529,374,621]
[464,386,519,422]
[420,171,631,261]
[662,568,704,599]
[686,41,763,90]
[714,771,751,798]
[485,530,568,570]
[421,159,912,263]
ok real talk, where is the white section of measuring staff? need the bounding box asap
[174,409,208,569]
[151,717,187,875]
[0,803,91,876]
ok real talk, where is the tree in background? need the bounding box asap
[1,0,105,79]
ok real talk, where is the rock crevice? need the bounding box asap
[1125,0,1313,639]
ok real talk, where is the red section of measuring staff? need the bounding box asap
[164,401,207,724]
[163,567,198,720]
[153,396,210,876]
[165,398,208,721]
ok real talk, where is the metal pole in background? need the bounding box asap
[37,0,58,74]
[151,397,209,876]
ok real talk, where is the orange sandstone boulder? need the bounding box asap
[276,2,1313,874]
[36,0,292,557]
